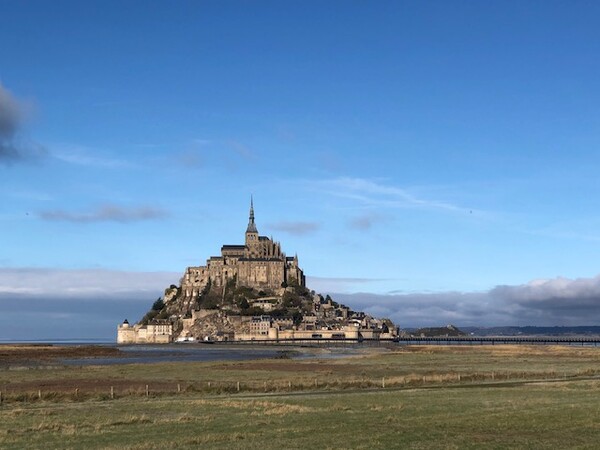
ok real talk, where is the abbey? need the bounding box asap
[118,199,398,344]
[180,199,305,299]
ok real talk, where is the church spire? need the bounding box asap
[246,196,258,234]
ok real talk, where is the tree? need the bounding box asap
[237,297,250,310]
[203,296,219,309]
[292,311,303,326]
[152,298,164,311]
[140,310,159,325]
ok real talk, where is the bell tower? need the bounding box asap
[245,196,259,246]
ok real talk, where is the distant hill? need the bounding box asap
[461,326,600,337]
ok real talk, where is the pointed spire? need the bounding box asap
[246,195,258,233]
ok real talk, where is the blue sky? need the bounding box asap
[2,1,600,339]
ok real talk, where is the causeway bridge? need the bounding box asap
[394,336,600,346]
[216,336,600,346]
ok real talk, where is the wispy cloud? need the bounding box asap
[52,145,133,168]
[177,138,257,171]
[227,139,256,160]
[319,177,470,213]
[0,82,46,165]
[1,189,53,201]
[269,221,320,236]
[38,204,168,223]
[178,150,204,168]
[348,212,387,230]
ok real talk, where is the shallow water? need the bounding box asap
[58,344,364,366]
[59,345,294,366]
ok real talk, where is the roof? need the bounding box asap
[222,245,245,249]
[258,236,270,241]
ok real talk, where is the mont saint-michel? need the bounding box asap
[118,200,397,343]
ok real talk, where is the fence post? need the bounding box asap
[177,383,181,393]
[264,381,267,392]
[75,388,79,398]
[146,385,149,397]
[38,390,42,400]
[382,377,385,388]
[237,381,240,392]
[110,386,114,399]
[288,381,291,390]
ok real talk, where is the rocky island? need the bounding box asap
[117,199,397,343]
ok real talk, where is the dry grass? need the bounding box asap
[1,344,600,404]
[2,349,600,449]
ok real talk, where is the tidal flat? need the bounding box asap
[1,345,600,449]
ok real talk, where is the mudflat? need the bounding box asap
[0,345,121,366]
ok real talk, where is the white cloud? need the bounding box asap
[0,268,180,299]
[330,273,600,328]
[0,268,182,341]
[2,268,600,340]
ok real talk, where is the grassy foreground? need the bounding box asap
[2,345,600,448]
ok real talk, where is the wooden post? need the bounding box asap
[75,388,79,398]
[382,377,385,388]
[177,383,181,393]
[38,390,42,400]
[110,386,114,399]
[237,381,240,392]
[288,380,291,390]
[146,385,149,397]
[264,381,267,392]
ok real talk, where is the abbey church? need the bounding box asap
[180,199,305,299]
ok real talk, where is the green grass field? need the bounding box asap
[1,345,600,449]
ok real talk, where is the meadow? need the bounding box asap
[1,345,600,449]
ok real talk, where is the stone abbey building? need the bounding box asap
[180,199,305,299]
